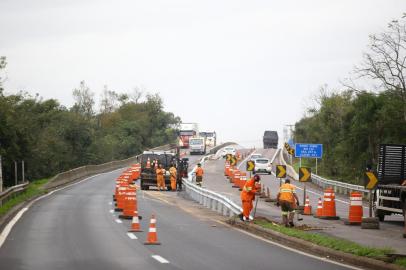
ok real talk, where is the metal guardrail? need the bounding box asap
[182,144,243,218]
[0,182,30,204]
[279,148,368,197]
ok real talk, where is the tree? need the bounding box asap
[100,85,119,114]
[355,16,406,121]
[72,81,95,118]
[0,56,7,93]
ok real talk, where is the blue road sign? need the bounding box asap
[295,144,323,158]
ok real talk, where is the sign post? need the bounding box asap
[299,167,311,204]
[364,171,378,217]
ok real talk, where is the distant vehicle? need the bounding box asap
[199,131,217,147]
[179,123,199,148]
[249,153,263,162]
[263,131,278,149]
[222,146,236,158]
[373,144,406,222]
[139,151,177,190]
[254,158,272,174]
[189,137,206,155]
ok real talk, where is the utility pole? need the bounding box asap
[0,156,3,193]
[22,160,25,182]
[14,161,18,186]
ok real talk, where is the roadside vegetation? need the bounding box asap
[0,178,49,217]
[254,219,394,259]
[293,15,406,184]
[0,67,180,187]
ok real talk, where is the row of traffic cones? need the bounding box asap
[114,163,161,245]
[302,189,364,225]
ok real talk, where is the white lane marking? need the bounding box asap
[0,207,29,247]
[109,202,113,205]
[231,226,363,270]
[127,233,138,240]
[115,219,123,224]
[109,209,114,213]
[152,255,170,264]
[0,168,124,248]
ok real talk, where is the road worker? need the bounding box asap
[195,163,204,186]
[239,174,261,221]
[276,179,300,227]
[156,164,166,191]
[169,164,177,191]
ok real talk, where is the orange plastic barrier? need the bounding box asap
[121,187,137,219]
[224,163,230,176]
[320,188,340,220]
[232,170,241,188]
[345,192,363,225]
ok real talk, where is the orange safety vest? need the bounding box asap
[279,183,296,202]
[241,178,257,201]
[156,168,165,176]
[195,167,204,177]
[169,167,177,178]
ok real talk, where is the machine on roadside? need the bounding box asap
[373,144,406,222]
[178,123,199,149]
[199,131,217,147]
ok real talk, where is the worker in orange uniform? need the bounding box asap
[239,174,261,221]
[276,179,300,227]
[156,164,166,191]
[169,164,177,191]
[195,163,204,186]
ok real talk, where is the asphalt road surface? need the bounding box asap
[0,152,358,270]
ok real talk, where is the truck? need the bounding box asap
[373,144,406,223]
[199,131,217,147]
[178,123,199,148]
[139,150,178,190]
[189,137,206,155]
[263,130,278,149]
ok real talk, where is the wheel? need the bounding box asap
[374,209,385,222]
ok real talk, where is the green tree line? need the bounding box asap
[294,16,406,184]
[0,76,180,186]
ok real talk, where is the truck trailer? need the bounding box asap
[263,130,278,149]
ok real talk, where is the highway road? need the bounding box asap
[0,151,357,270]
[202,146,406,253]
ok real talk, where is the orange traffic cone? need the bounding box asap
[128,211,142,232]
[344,192,363,225]
[146,158,151,169]
[303,196,312,215]
[314,198,323,218]
[320,188,340,220]
[144,214,161,245]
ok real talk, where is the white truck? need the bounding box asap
[189,137,206,155]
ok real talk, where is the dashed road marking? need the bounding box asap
[108,202,112,205]
[115,219,123,224]
[152,255,170,264]
[109,209,114,213]
[127,233,137,240]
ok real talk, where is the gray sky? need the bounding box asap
[1,0,405,147]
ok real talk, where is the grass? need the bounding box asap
[395,258,406,268]
[254,219,394,259]
[0,178,49,217]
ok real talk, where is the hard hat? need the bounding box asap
[253,174,261,181]
[197,163,201,166]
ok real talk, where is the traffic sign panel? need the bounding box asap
[276,165,286,178]
[295,144,323,158]
[364,171,378,190]
[299,167,311,182]
[246,160,255,171]
[226,154,232,161]
[230,156,237,166]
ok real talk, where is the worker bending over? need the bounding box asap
[239,174,261,221]
[169,164,177,191]
[277,179,300,227]
[195,163,204,186]
[156,164,166,191]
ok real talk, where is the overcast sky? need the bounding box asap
[1,0,405,147]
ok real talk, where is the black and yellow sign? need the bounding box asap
[276,165,287,178]
[284,142,295,156]
[246,160,255,171]
[226,154,232,161]
[299,167,311,182]
[364,171,378,190]
[230,156,237,166]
